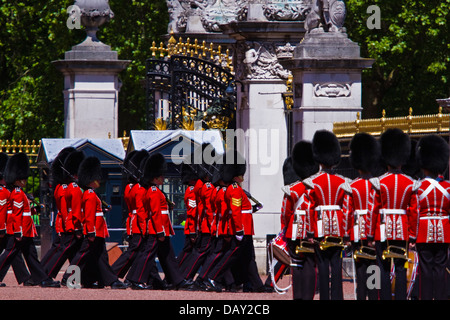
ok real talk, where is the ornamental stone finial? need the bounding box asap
[73,0,114,43]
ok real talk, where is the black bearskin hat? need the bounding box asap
[5,152,30,185]
[63,150,85,182]
[349,133,381,174]
[222,149,246,183]
[416,134,449,176]
[0,153,9,181]
[292,140,319,180]
[211,163,224,186]
[141,153,167,187]
[51,147,76,186]
[380,128,410,168]
[77,156,103,189]
[312,130,341,167]
[128,149,149,183]
[181,162,199,185]
[193,143,216,180]
[402,139,421,179]
[282,157,299,186]
[122,150,137,180]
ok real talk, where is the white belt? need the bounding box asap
[7,210,12,214]
[242,209,253,214]
[295,210,306,216]
[68,208,72,212]
[420,216,449,220]
[161,210,169,215]
[132,210,137,214]
[95,212,104,217]
[315,205,340,211]
[379,209,406,215]
[355,209,368,215]
[23,212,31,217]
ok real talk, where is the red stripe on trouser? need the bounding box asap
[199,252,221,279]
[186,237,211,278]
[0,240,17,280]
[48,237,75,276]
[211,246,239,280]
[137,240,157,283]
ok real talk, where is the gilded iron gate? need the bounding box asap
[145,34,236,132]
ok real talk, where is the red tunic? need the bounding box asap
[0,186,10,235]
[215,186,228,237]
[413,177,450,243]
[282,181,313,240]
[8,187,37,238]
[210,186,219,236]
[64,182,83,233]
[54,184,68,234]
[224,182,244,236]
[304,171,350,238]
[130,184,147,235]
[183,185,197,235]
[82,189,109,238]
[198,182,214,234]
[368,172,418,241]
[123,183,134,236]
[145,185,173,236]
[343,177,377,242]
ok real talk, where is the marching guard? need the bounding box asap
[111,150,150,283]
[413,134,450,300]
[343,133,380,300]
[367,128,418,300]
[305,130,350,300]
[0,153,30,286]
[282,141,319,300]
[0,153,60,287]
[62,156,127,289]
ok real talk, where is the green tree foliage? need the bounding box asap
[346,0,450,118]
[0,0,169,141]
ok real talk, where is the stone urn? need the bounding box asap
[73,0,114,43]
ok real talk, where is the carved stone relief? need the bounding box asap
[313,82,351,97]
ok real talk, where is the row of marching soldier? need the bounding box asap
[276,128,449,300]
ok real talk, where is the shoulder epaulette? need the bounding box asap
[72,182,78,187]
[189,186,194,191]
[281,185,291,196]
[369,177,380,191]
[412,179,422,192]
[62,184,68,189]
[340,180,353,194]
[232,182,238,189]
[302,177,315,189]
[151,186,157,191]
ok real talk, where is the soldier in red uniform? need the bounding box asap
[305,130,350,300]
[111,150,149,284]
[133,153,189,290]
[343,133,381,300]
[201,149,248,292]
[63,156,127,289]
[125,152,166,289]
[283,141,319,300]
[367,128,418,300]
[40,147,75,275]
[177,162,199,277]
[413,134,450,300]
[0,153,30,287]
[0,153,60,287]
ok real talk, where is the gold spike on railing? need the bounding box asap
[333,107,450,138]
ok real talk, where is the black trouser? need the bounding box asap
[375,240,407,300]
[177,235,196,274]
[111,234,144,279]
[417,243,449,300]
[288,239,316,300]
[208,236,241,285]
[42,232,82,279]
[0,235,48,284]
[353,242,378,300]
[0,235,31,284]
[315,241,343,300]
[63,237,118,287]
[126,235,159,284]
[231,235,263,291]
[157,236,184,286]
[182,233,212,280]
